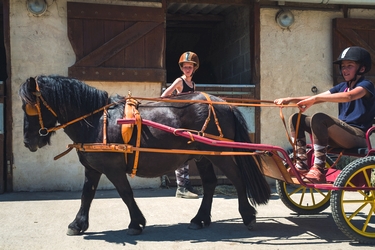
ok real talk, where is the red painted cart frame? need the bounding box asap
[117,118,375,192]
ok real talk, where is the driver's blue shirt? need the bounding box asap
[330,77,375,132]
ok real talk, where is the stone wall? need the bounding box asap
[208,6,250,84]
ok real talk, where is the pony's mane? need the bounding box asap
[20,75,110,121]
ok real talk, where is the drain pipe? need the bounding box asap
[270,0,375,5]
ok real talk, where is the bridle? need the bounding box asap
[25,80,58,136]
[24,78,121,136]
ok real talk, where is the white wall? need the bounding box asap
[10,0,162,191]
[260,7,375,150]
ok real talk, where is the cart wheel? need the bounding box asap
[275,155,332,215]
[331,156,375,244]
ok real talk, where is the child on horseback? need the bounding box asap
[161,51,200,198]
[274,46,375,183]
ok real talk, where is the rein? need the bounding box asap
[27,82,300,177]
[28,87,288,137]
[132,95,281,107]
[278,107,304,163]
[27,78,124,136]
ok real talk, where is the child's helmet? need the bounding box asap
[179,51,199,72]
[333,46,372,74]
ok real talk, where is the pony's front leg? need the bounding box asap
[189,157,217,229]
[67,167,101,235]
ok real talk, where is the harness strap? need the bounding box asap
[130,109,142,178]
[133,95,286,107]
[47,102,120,134]
[67,142,261,156]
[103,108,108,144]
[53,147,74,160]
[122,97,138,165]
[32,77,123,135]
[173,128,233,142]
[34,79,57,117]
[200,92,224,137]
[122,96,140,143]
[279,107,303,163]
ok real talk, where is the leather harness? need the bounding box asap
[101,91,226,177]
[29,86,230,178]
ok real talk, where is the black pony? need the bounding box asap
[19,75,271,235]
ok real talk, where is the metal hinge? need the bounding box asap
[7,160,11,174]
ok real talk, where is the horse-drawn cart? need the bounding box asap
[115,116,375,244]
[20,75,375,244]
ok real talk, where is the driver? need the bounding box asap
[274,46,375,183]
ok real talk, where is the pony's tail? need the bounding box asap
[233,107,271,205]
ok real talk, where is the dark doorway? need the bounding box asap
[165,2,253,186]
[0,1,9,193]
[166,19,218,83]
[166,3,251,85]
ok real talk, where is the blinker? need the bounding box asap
[25,103,38,116]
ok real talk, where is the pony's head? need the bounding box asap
[19,77,57,152]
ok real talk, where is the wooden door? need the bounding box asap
[0,80,4,193]
[332,18,375,85]
[67,2,166,82]
[0,0,10,193]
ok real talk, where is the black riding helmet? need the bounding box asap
[333,46,372,75]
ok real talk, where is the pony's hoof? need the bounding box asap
[188,222,203,230]
[246,218,256,230]
[127,228,143,235]
[67,228,81,236]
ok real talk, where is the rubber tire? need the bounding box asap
[275,154,333,215]
[331,156,375,244]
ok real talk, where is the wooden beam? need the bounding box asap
[3,0,12,192]
[69,67,166,82]
[250,1,261,143]
[167,0,249,5]
[167,23,217,29]
[68,2,164,22]
[167,13,224,22]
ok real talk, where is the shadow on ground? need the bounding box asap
[81,213,352,247]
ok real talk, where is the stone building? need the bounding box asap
[0,0,374,191]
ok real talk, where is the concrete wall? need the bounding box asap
[260,7,375,150]
[10,0,162,191]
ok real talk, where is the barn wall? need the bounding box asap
[9,0,375,191]
[260,7,375,150]
[10,0,162,191]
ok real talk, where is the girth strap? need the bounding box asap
[131,109,142,178]
[121,95,142,178]
[122,97,139,144]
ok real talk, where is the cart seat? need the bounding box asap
[326,124,375,157]
[327,146,369,157]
